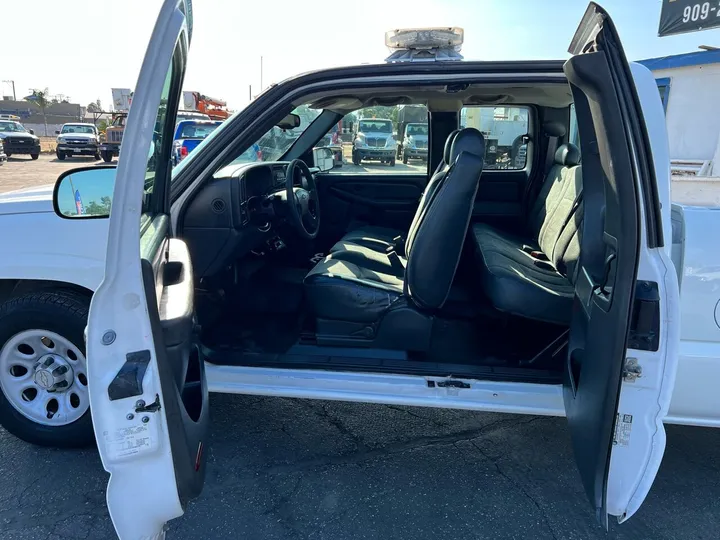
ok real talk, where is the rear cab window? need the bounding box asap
[460,106,531,170]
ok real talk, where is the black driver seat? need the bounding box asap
[328,128,461,256]
[303,129,486,350]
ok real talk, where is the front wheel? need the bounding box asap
[101,151,113,163]
[94,153,101,161]
[56,151,66,161]
[0,290,94,448]
[30,154,39,160]
[389,157,396,167]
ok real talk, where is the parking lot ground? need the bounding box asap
[1,394,719,540]
[0,154,114,195]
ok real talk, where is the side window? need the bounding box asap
[143,65,174,201]
[569,103,580,147]
[655,77,671,113]
[460,106,530,170]
[320,105,428,174]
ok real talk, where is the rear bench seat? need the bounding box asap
[471,143,582,325]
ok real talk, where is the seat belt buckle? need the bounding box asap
[392,235,406,256]
[385,247,406,274]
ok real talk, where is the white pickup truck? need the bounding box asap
[0,1,719,537]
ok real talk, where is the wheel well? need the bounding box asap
[0,280,93,305]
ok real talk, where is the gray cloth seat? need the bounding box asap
[472,143,583,325]
[305,128,486,325]
[328,129,462,258]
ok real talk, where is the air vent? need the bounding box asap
[211,198,226,214]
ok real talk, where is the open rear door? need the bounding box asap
[86,1,209,538]
[563,2,680,528]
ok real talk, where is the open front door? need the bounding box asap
[563,2,680,528]
[86,1,208,538]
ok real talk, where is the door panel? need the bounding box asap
[86,1,208,538]
[564,2,678,527]
[315,172,426,248]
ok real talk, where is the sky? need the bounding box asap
[2,0,719,111]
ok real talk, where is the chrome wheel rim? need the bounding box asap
[0,329,89,426]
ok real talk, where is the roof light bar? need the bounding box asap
[384,27,464,63]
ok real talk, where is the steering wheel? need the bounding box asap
[285,159,321,240]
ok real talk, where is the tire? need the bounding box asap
[403,153,408,164]
[56,151,66,161]
[94,153,101,161]
[0,290,94,448]
[5,153,11,158]
[31,154,39,160]
[101,151,113,163]
[389,157,396,167]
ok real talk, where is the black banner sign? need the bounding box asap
[659,0,720,36]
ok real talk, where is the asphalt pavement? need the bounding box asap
[1,394,719,540]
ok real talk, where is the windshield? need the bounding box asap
[227,106,321,165]
[406,124,428,136]
[61,125,96,135]
[359,120,392,133]
[179,122,219,139]
[0,121,26,133]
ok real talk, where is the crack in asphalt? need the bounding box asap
[468,438,559,540]
[262,415,548,476]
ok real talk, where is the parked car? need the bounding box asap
[55,123,101,161]
[171,119,222,165]
[0,119,40,160]
[0,2,715,538]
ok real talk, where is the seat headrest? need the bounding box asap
[443,129,461,164]
[449,128,486,164]
[554,143,581,167]
[544,121,566,138]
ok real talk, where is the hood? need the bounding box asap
[0,131,37,140]
[58,132,97,140]
[0,184,55,215]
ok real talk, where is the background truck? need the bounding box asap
[462,107,528,168]
[98,112,127,162]
[396,105,428,159]
[182,91,230,120]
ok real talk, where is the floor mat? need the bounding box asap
[202,312,302,354]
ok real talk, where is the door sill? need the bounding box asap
[204,362,567,415]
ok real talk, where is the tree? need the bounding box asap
[84,196,112,216]
[28,88,50,136]
[87,101,102,113]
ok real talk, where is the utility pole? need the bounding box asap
[2,80,16,101]
[249,85,252,101]
[260,56,263,91]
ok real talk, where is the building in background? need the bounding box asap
[639,49,720,177]
[0,98,84,136]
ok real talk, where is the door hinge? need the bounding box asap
[628,281,660,351]
[623,358,642,382]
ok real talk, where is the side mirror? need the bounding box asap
[276,113,301,130]
[313,147,335,172]
[52,166,117,219]
[29,129,35,135]
[55,130,60,135]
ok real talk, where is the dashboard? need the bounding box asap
[180,161,297,278]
